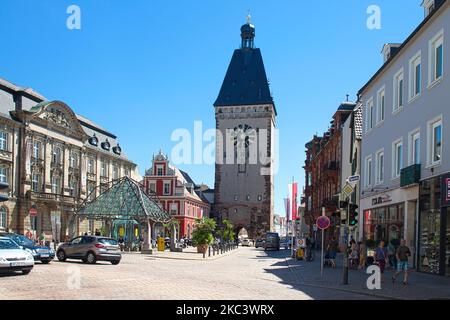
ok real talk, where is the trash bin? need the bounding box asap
[157,237,165,252]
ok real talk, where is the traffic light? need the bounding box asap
[349,204,359,226]
[339,201,349,209]
[0,182,9,202]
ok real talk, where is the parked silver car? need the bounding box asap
[57,236,121,265]
[0,237,34,275]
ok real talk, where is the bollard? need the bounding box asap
[203,251,206,259]
[209,246,211,257]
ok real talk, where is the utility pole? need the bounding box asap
[342,197,350,285]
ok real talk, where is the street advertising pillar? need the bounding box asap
[141,219,153,255]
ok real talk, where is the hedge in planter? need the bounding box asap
[192,218,216,253]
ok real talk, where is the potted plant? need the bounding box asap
[192,218,216,254]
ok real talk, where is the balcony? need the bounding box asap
[28,191,77,205]
[401,164,421,188]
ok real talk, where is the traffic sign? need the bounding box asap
[342,182,354,199]
[347,175,360,183]
[316,216,331,230]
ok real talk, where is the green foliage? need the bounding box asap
[192,218,216,246]
[221,219,235,242]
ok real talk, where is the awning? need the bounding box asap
[76,176,171,223]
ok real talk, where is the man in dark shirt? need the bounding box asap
[392,239,411,285]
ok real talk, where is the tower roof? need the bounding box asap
[214,20,275,112]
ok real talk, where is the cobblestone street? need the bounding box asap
[0,247,378,300]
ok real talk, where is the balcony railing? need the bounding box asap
[401,164,421,187]
[28,191,77,204]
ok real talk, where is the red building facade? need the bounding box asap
[143,151,211,239]
[302,103,354,242]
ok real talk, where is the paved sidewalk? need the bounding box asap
[125,246,238,261]
[285,252,450,300]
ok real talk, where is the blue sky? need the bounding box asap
[0,0,424,216]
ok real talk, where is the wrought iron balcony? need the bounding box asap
[401,164,421,187]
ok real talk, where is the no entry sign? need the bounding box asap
[316,216,331,230]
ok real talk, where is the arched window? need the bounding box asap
[0,206,7,230]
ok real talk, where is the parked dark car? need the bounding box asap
[57,236,121,265]
[255,239,265,248]
[264,232,280,251]
[0,232,55,264]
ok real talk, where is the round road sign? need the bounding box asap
[316,216,331,230]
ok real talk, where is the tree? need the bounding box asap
[192,218,216,251]
[220,219,235,242]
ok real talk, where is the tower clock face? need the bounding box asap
[232,124,257,148]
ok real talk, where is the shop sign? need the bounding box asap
[372,194,392,206]
[441,174,450,207]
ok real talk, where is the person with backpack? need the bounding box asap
[375,240,389,282]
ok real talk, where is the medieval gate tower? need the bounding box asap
[213,16,277,238]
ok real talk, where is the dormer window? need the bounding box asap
[112,144,122,155]
[101,139,110,151]
[422,0,436,17]
[88,135,98,146]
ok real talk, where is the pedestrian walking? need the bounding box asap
[25,229,33,240]
[326,237,339,268]
[95,228,101,236]
[375,241,389,281]
[358,241,367,270]
[392,239,412,286]
[387,241,396,269]
[38,231,45,246]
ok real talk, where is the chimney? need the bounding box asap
[381,43,402,63]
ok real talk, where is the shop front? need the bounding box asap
[360,187,418,266]
[418,174,450,276]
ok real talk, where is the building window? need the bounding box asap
[70,152,78,169]
[112,165,119,180]
[101,160,108,177]
[366,98,374,132]
[393,69,404,112]
[157,167,163,176]
[258,195,262,202]
[429,29,444,85]
[51,175,61,194]
[33,141,41,159]
[393,140,403,178]
[365,156,373,187]
[69,177,78,197]
[53,147,62,165]
[409,51,422,100]
[87,158,95,174]
[375,150,384,185]
[163,183,171,195]
[0,206,7,230]
[409,130,421,165]
[234,195,238,201]
[246,195,251,201]
[124,169,130,177]
[170,203,178,215]
[0,167,8,183]
[31,174,41,192]
[0,132,8,151]
[87,183,95,201]
[149,183,156,194]
[428,118,442,165]
[377,87,385,124]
